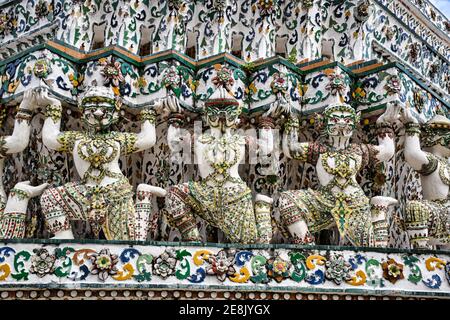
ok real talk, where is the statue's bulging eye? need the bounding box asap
[225,106,238,112]
[207,107,220,114]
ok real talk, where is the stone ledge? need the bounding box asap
[0,241,448,299]
[0,288,440,301]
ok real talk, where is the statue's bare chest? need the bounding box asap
[72,134,123,183]
[195,134,246,185]
[316,147,363,190]
[196,134,245,169]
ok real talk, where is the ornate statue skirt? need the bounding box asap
[41,177,136,240]
[168,180,259,243]
[281,187,374,246]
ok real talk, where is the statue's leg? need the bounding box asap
[0,199,27,239]
[404,200,431,249]
[254,194,273,244]
[370,196,398,247]
[0,189,30,239]
[278,190,316,244]
[0,182,48,239]
[426,201,450,248]
[165,183,201,241]
[41,183,88,239]
[133,184,167,241]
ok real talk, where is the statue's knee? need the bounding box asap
[136,184,167,198]
[166,184,188,199]
[279,195,307,227]
[40,186,68,209]
[165,184,193,220]
[166,186,185,207]
[40,188,54,210]
[278,192,292,210]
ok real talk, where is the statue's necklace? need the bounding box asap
[321,148,360,189]
[77,133,120,183]
[200,133,243,186]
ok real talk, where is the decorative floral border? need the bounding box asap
[0,241,448,297]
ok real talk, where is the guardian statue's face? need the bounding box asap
[204,100,241,132]
[325,111,356,138]
[80,87,121,133]
[421,115,450,155]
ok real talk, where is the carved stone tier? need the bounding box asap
[0,240,448,300]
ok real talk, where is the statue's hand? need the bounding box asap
[36,88,61,107]
[167,124,187,152]
[156,94,183,117]
[264,97,291,118]
[377,101,401,125]
[13,181,49,198]
[19,89,37,111]
[400,104,419,124]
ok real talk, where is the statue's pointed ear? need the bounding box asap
[355,111,361,124]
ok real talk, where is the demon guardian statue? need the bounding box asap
[39,86,166,241]
[278,102,399,247]
[164,67,275,244]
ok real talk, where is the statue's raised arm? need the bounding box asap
[282,116,310,162]
[39,88,66,152]
[0,90,48,239]
[2,90,39,155]
[129,100,157,153]
[251,116,275,158]
[401,106,429,171]
[368,101,399,163]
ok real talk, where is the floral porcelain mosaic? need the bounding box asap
[0,241,448,299]
[0,0,449,300]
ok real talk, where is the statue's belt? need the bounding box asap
[188,179,252,208]
[84,177,133,202]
